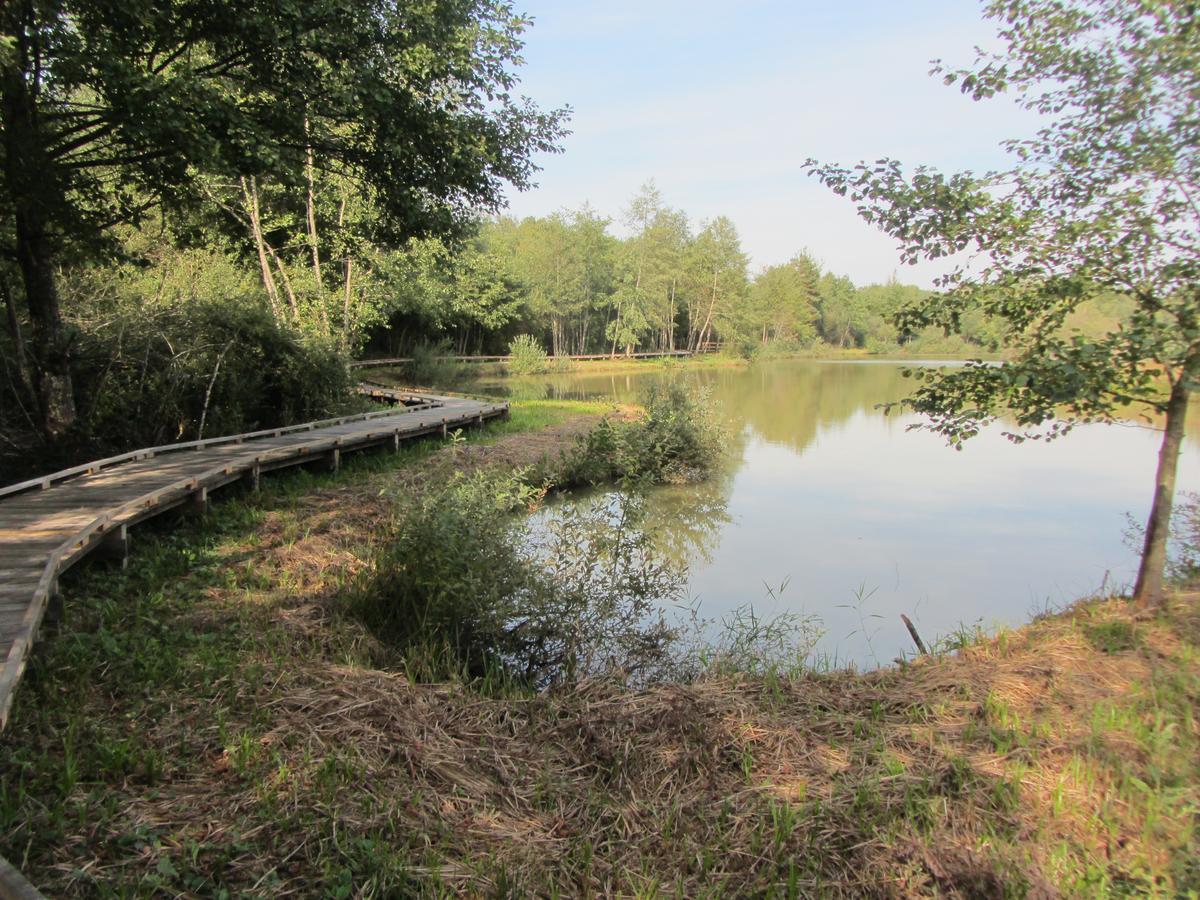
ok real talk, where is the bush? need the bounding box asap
[75,301,353,444]
[1125,490,1200,588]
[506,334,550,375]
[556,380,724,487]
[0,299,355,480]
[350,472,683,686]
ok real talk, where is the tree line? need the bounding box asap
[373,183,1004,360]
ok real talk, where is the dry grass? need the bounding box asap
[1,413,1197,897]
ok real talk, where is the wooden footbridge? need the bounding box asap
[351,349,697,368]
[0,387,506,732]
[0,385,507,897]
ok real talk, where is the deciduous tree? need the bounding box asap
[807,0,1200,607]
[0,0,566,437]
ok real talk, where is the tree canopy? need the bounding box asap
[0,0,567,436]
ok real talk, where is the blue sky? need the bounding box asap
[501,0,1042,288]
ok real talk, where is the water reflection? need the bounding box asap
[467,361,1200,667]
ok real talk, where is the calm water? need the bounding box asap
[471,360,1200,666]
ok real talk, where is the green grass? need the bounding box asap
[494,398,613,433]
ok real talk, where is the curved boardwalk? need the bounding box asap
[0,389,506,734]
[351,350,695,368]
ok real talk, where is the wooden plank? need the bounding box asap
[0,851,45,899]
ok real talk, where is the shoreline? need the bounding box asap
[367,348,1003,389]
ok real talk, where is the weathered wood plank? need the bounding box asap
[0,850,45,899]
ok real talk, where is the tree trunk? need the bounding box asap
[1133,375,1192,608]
[265,240,300,321]
[302,123,331,336]
[693,272,718,353]
[337,194,355,349]
[2,35,76,438]
[13,210,74,438]
[240,177,283,321]
[1,272,34,407]
[303,121,322,289]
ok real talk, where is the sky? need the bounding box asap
[500,0,1043,288]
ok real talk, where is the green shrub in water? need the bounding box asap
[405,338,470,387]
[506,334,550,375]
[556,380,723,487]
[350,472,683,686]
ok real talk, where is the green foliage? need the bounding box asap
[0,0,568,250]
[1125,490,1200,587]
[362,187,948,363]
[349,473,682,686]
[506,334,550,375]
[0,0,566,437]
[555,381,724,487]
[5,298,351,478]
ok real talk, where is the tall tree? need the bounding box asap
[807,0,1200,607]
[0,0,566,437]
[685,217,748,352]
[748,253,821,346]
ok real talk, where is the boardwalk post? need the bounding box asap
[392,432,401,452]
[441,420,447,439]
[0,852,45,899]
[98,524,129,570]
[327,448,341,473]
[187,487,209,517]
[44,579,64,632]
[244,462,261,492]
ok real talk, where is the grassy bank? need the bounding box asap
[0,400,1196,896]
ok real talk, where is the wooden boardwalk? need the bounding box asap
[0,389,506,734]
[351,350,696,368]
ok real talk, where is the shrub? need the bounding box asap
[0,299,355,480]
[75,301,353,444]
[1124,490,1200,588]
[506,334,550,375]
[404,338,470,387]
[350,472,683,686]
[556,380,724,487]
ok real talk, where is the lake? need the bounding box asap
[471,359,1200,667]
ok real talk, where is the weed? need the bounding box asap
[555,380,724,487]
[350,472,684,686]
